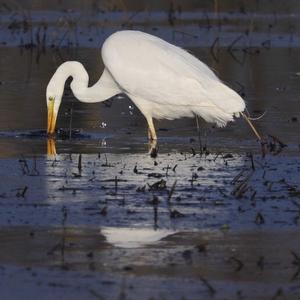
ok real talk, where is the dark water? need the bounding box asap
[1,1,300,156]
[1,47,300,156]
[1,2,300,300]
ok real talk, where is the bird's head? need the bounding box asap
[46,85,63,136]
[46,61,86,136]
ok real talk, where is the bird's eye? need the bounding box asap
[49,96,55,102]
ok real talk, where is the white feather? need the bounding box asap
[47,30,246,135]
[102,30,245,126]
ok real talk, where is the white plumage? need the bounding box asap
[47,30,246,140]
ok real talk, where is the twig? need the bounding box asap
[168,180,177,203]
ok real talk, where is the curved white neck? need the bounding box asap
[47,61,120,104]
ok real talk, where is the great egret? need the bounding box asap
[47,30,261,144]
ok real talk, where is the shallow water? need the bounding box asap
[0,226,300,300]
[1,2,300,155]
[1,1,300,300]
[0,45,300,156]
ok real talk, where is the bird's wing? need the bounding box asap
[102,31,244,114]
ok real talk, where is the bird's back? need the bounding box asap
[101,30,245,126]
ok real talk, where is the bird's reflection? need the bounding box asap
[101,227,175,248]
[47,138,57,156]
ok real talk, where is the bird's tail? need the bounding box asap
[194,107,262,141]
[193,106,235,128]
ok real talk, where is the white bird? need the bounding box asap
[47,30,261,144]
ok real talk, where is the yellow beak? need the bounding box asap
[47,99,57,135]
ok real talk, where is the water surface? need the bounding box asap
[0,2,300,300]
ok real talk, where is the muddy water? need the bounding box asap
[1,2,300,300]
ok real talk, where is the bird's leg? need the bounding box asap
[146,117,158,157]
[195,115,203,154]
[148,128,152,140]
[147,117,157,141]
[148,139,158,158]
